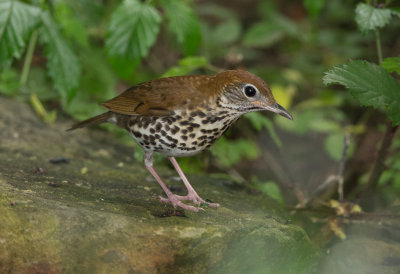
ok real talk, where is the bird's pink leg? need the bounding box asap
[143,152,200,212]
[159,156,219,208]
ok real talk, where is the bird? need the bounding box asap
[68,69,293,212]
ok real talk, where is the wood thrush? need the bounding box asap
[68,70,293,212]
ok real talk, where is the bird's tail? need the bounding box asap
[67,112,113,131]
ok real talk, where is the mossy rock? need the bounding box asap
[0,97,317,273]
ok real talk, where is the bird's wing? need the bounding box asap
[101,76,210,116]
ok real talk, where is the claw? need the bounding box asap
[159,195,201,212]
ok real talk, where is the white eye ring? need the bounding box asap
[243,84,258,97]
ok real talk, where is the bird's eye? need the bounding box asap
[244,84,257,97]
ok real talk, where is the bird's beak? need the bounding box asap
[271,103,293,120]
[253,100,293,120]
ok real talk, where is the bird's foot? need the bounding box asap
[159,195,204,212]
[159,192,220,209]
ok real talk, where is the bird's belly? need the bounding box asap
[127,111,239,157]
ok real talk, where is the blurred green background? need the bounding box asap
[1,0,400,222]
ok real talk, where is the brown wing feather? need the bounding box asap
[101,75,212,116]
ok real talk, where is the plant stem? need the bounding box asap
[375,29,383,64]
[338,133,350,202]
[20,29,39,87]
[360,122,399,199]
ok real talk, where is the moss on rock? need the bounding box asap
[0,97,317,273]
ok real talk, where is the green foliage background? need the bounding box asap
[1,0,400,206]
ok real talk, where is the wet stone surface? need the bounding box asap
[0,97,316,273]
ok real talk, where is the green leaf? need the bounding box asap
[40,11,81,102]
[0,67,19,95]
[211,137,259,168]
[53,2,89,48]
[245,112,282,148]
[106,0,161,63]
[162,56,208,77]
[355,3,392,33]
[255,180,284,204]
[243,13,299,48]
[161,0,201,55]
[381,57,400,74]
[324,132,354,161]
[243,22,284,48]
[0,0,40,65]
[304,0,326,18]
[391,7,400,18]
[211,19,241,45]
[323,60,400,125]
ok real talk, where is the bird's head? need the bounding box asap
[212,70,293,120]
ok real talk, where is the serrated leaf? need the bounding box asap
[391,7,400,18]
[40,11,81,101]
[162,0,201,55]
[323,60,400,125]
[106,0,161,63]
[162,56,208,77]
[355,3,392,33]
[381,57,400,74]
[304,0,326,18]
[0,0,40,65]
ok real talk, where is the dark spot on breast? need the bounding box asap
[201,119,209,124]
[182,136,188,141]
[171,126,179,134]
[150,128,155,134]
[159,139,169,146]
[181,129,188,134]
[196,110,206,117]
[167,136,178,144]
[162,117,173,124]
[189,133,195,138]
[133,131,142,138]
[192,141,198,145]
[161,130,167,136]
[155,122,162,131]
[129,119,136,127]
[180,120,189,126]
[198,141,207,146]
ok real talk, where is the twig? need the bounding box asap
[338,133,350,201]
[360,122,399,199]
[20,29,39,87]
[306,132,350,204]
